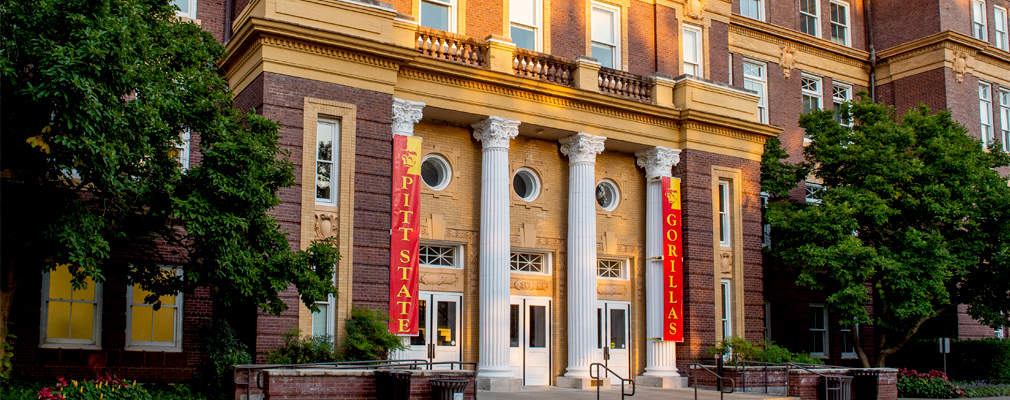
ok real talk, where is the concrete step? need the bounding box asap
[478,385,799,400]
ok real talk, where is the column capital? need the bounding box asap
[635,147,681,180]
[560,133,606,164]
[392,98,425,136]
[472,116,520,149]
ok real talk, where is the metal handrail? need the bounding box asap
[688,363,735,400]
[233,359,478,398]
[589,363,635,400]
[714,360,852,398]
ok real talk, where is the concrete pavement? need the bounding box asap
[477,386,796,400]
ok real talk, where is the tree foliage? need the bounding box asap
[762,94,1010,367]
[0,0,339,361]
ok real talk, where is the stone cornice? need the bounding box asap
[876,30,1010,69]
[729,14,870,68]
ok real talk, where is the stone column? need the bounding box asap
[472,116,521,391]
[635,147,684,388]
[558,132,606,387]
[392,98,425,137]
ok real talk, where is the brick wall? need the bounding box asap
[708,20,729,84]
[466,0,503,39]
[196,0,227,43]
[236,369,477,400]
[627,1,655,77]
[549,0,586,59]
[870,0,940,51]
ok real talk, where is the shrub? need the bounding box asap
[265,330,339,364]
[891,338,1010,384]
[340,306,406,361]
[36,374,153,400]
[707,336,825,365]
[956,381,1010,398]
[192,319,252,399]
[897,368,965,399]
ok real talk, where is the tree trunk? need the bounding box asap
[853,325,871,368]
[0,259,20,377]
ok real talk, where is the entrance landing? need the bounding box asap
[478,386,797,400]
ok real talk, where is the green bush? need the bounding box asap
[891,338,1010,384]
[340,306,406,361]
[897,369,965,399]
[35,375,153,400]
[265,330,339,364]
[956,381,1010,398]
[707,336,825,365]
[192,320,252,399]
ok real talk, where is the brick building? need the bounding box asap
[12,0,1008,388]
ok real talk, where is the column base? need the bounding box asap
[635,375,688,388]
[556,376,611,390]
[475,377,523,391]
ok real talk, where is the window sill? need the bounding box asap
[39,343,102,350]
[125,345,184,353]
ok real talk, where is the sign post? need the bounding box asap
[661,177,684,342]
[389,135,422,336]
[939,337,950,375]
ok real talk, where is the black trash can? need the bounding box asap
[849,369,881,400]
[375,370,413,400]
[430,378,468,400]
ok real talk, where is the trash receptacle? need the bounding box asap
[849,369,881,400]
[430,378,468,400]
[375,370,413,400]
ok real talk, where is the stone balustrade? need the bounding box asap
[598,67,654,102]
[512,49,575,86]
[416,28,487,68]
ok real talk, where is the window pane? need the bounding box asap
[597,308,603,349]
[591,44,614,69]
[529,305,547,348]
[312,303,328,336]
[49,266,74,300]
[70,304,94,340]
[511,26,536,51]
[316,163,331,200]
[510,304,520,347]
[609,308,626,349]
[741,0,761,19]
[47,301,72,339]
[317,124,333,161]
[592,8,614,44]
[421,1,450,31]
[683,29,698,64]
[420,245,456,267]
[411,300,427,346]
[436,301,456,345]
[172,0,189,14]
[812,332,825,352]
[810,307,824,329]
[132,304,153,341]
[510,0,536,26]
[152,307,176,342]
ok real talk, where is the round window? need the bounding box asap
[513,168,541,201]
[596,180,620,211]
[420,155,451,191]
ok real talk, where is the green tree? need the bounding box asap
[762,94,1010,367]
[0,0,339,374]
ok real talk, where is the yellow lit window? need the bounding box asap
[126,268,183,351]
[41,265,103,348]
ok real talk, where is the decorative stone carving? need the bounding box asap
[560,133,606,164]
[953,50,970,83]
[635,147,681,180]
[779,45,798,79]
[472,116,520,149]
[512,279,549,291]
[420,272,459,286]
[597,283,628,296]
[720,252,732,274]
[684,0,706,19]
[392,98,425,136]
[314,213,338,239]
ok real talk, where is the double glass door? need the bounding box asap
[509,296,551,386]
[400,292,461,368]
[597,301,630,384]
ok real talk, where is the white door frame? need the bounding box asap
[510,295,552,386]
[395,291,462,367]
[597,300,631,384]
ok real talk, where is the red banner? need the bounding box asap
[389,135,422,336]
[662,177,684,342]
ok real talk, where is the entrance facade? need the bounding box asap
[597,301,630,383]
[509,296,552,386]
[400,292,462,368]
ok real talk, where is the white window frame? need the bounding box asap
[973,0,989,41]
[996,6,1008,51]
[999,88,1010,153]
[315,118,339,206]
[591,2,621,70]
[760,191,771,248]
[176,130,191,170]
[125,267,184,352]
[833,82,853,127]
[980,82,994,148]
[799,0,820,37]
[805,182,823,204]
[173,0,197,19]
[829,0,850,46]
[720,279,732,340]
[682,24,704,77]
[840,323,857,359]
[810,304,828,358]
[718,181,731,247]
[40,268,104,349]
[510,249,552,275]
[420,0,457,32]
[419,241,465,269]
[740,0,764,21]
[743,59,768,124]
[311,293,336,340]
[596,257,628,280]
[763,301,772,343]
[728,54,733,85]
[802,74,823,141]
[509,0,542,51]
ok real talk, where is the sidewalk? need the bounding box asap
[478,386,796,400]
